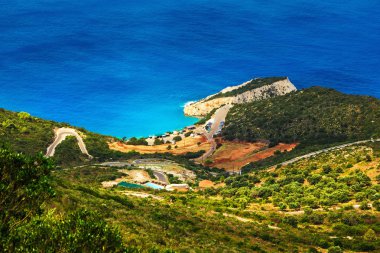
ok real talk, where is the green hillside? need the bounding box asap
[2,142,379,252]
[0,109,56,154]
[222,87,380,145]
[1,86,380,252]
[0,108,134,161]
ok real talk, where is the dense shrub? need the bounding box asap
[223,87,380,145]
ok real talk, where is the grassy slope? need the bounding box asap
[0,108,224,181]
[3,86,380,251]
[0,109,56,155]
[222,144,380,210]
[0,108,141,163]
[51,143,380,252]
[198,143,380,252]
[50,169,330,252]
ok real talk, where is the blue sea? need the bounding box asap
[1,1,379,137]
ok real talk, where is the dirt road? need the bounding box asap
[278,139,379,167]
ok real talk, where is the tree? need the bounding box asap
[0,149,129,252]
[17,111,31,120]
[359,201,371,210]
[0,149,54,237]
[6,209,125,252]
[373,200,380,211]
[364,229,377,241]
[167,145,172,150]
[327,246,342,253]
[283,216,298,228]
[279,203,287,210]
[204,159,213,166]
[308,174,322,185]
[173,136,182,142]
[127,137,148,145]
[154,138,164,145]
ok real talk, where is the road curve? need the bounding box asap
[46,127,92,158]
[278,138,379,167]
[153,171,169,184]
[195,104,232,163]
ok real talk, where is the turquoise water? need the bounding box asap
[118,181,145,189]
[144,182,165,190]
[1,1,379,137]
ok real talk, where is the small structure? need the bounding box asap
[186,125,196,130]
[102,181,119,188]
[166,184,190,192]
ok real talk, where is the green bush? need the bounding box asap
[173,136,182,142]
[0,149,54,240]
[127,137,148,145]
[327,246,342,253]
[6,209,125,252]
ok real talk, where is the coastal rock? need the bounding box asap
[184,77,297,117]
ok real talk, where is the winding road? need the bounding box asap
[100,162,131,167]
[192,104,379,171]
[278,138,379,167]
[46,127,92,158]
[195,104,232,162]
[153,171,169,184]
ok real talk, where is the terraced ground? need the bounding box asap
[47,142,380,252]
[209,141,297,171]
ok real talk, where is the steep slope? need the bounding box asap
[51,142,380,252]
[222,87,380,145]
[184,77,297,117]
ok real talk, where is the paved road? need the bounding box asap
[195,104,232,162]
[278,138,379,167]
[123,191,163,200]
[46,127,92,158]
[153,171,169,184]
[133,158,174,165]
[100,162,132,167]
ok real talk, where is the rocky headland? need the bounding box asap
[184,77,297,117]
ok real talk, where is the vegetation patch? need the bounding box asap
[207,77,287,100]
[223,87,380,145]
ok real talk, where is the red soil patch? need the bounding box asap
[210,142,298,171]
[109,136,211,155]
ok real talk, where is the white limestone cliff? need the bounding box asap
[184,77,297,117]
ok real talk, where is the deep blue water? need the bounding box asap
[1,1,379,137]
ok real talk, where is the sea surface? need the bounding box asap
[1,1,379,137]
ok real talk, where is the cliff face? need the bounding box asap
[184,77,297,117]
